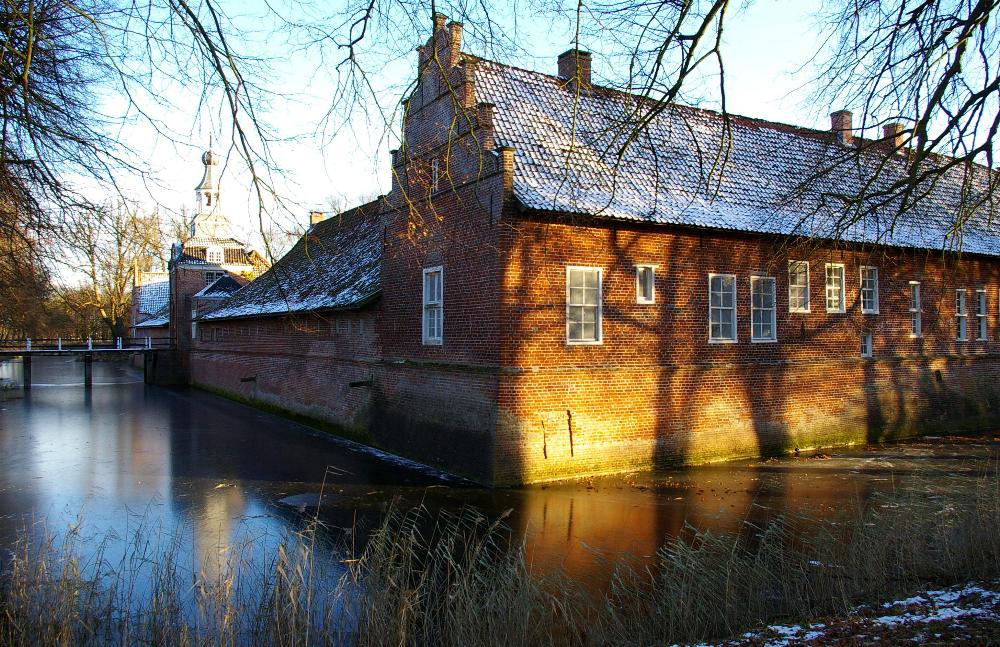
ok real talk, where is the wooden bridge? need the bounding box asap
[0,337,174,389]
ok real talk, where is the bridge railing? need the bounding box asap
[0,337,174,352]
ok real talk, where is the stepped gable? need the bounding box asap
[201,200,383,321]
[470,57,999,256]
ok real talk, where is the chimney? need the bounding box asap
[830,110,853,146]
[309,210,327,226]
[558,49,592,92]
[883,122,905,150]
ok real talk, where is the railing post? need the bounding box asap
[87,337,93,351]
[116,337,122,350]
[84,353,93,389]
[25,337,30,351]
[146,336,151,349]
[57,337,62,351]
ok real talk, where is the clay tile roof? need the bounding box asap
[201,201,382,321]
[472,58,999,256]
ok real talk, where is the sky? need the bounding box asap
[112,0,829,253]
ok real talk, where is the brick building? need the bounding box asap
[132,148,266,367]
[192,17,999,485]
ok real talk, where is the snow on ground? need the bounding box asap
[676,580,1000,646]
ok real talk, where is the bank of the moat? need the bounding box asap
[0,356,997,586]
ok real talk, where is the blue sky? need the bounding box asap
[114,1,829,249]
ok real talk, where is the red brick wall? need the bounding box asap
[492,215,1000,483]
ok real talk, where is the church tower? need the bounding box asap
[189,147,233,240]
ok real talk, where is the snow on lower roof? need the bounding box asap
[193,274,244,299]
[201,202,382,321]
[472,59,999,256]
[133,275,169,317]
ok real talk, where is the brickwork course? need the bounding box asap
[188,16,1000,486]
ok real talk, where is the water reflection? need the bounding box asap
[0,357,996,592]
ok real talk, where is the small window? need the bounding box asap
[431,158,440,192]
[204,270,225,287]
[860,332,873,358]
[635,265,656,304]
[422,266,443,345]
[788,261,810,313]
[975,289,988,340]
[191,307,197,340]
[825,264,845,312]
[566,266,602,344]
[860,266,879,314]
[909,282,922,337]
[708,273,737,343]
[956,289,968,341]
[206,246,224,264]
[750,276,776,342]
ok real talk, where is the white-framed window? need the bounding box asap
[860,266,879,314]
[422,266,443,345]
[860,332,873,358]
[204,270,225,287]
[825,263,845,312]
[431,158,440,192]
[708,273,737,343]
[975,289,988,340]
[750,275,777,342]
[566,266,602,344]
[635,265,656,304]
[956,289,968,341]
[909,281,922,337]
[788,261,810,313]
[206,246,224,264]
[191,307,197,340]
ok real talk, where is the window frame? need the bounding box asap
[422,266,444,346]
[908,281,922,338]
[825,263,846,313]
[956,288,968,341]
[787,261,810,313]
[750,275,777,343]
[860,266,879,314]
[430,158,440,193]
[565,266,603,345]
[635,264,657,305]
[203,270,225,287]
[860,332,873,358]
[708,273,738,344]
[206,246,224,265]
[975,289,988,341]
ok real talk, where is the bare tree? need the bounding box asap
[57,204,167,339]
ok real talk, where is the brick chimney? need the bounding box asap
[558,49,592,92]
[830,110,853,146]
[883,122,905,150]
[309,210,327,226]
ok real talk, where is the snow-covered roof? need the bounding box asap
[472,59,999,256]
[201,202,382,321]
[133,274,169,317]
[193,275,244,299]
[135,303,169,329]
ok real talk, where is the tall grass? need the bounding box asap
[2,464,999,646]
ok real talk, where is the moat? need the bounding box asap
[1,356,997,587]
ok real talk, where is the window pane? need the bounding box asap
[584,270,598,289]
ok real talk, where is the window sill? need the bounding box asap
[708,338,738,344]
[908,334,924,339]
[636,300,655,305]
[862,310,880,315]
[826,309,846,314]
[789,308,810,314]
[422,340,443,346]
[751,338,778,343]
[566,340,603,346]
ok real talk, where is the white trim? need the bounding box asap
[708,273,738,344]
[431,158,440,192]
[860,266,879,314]
[750,275,777,342]
[566,266,603,345]
[956,288,968,341]
[206,245,224,264]
[860,331,873,358]
[975,288,988,341]
[825,263,846,313]
[635,264,656,304]
[787,260,810,313]
[422,266,443,345]
[908,281,922,338]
